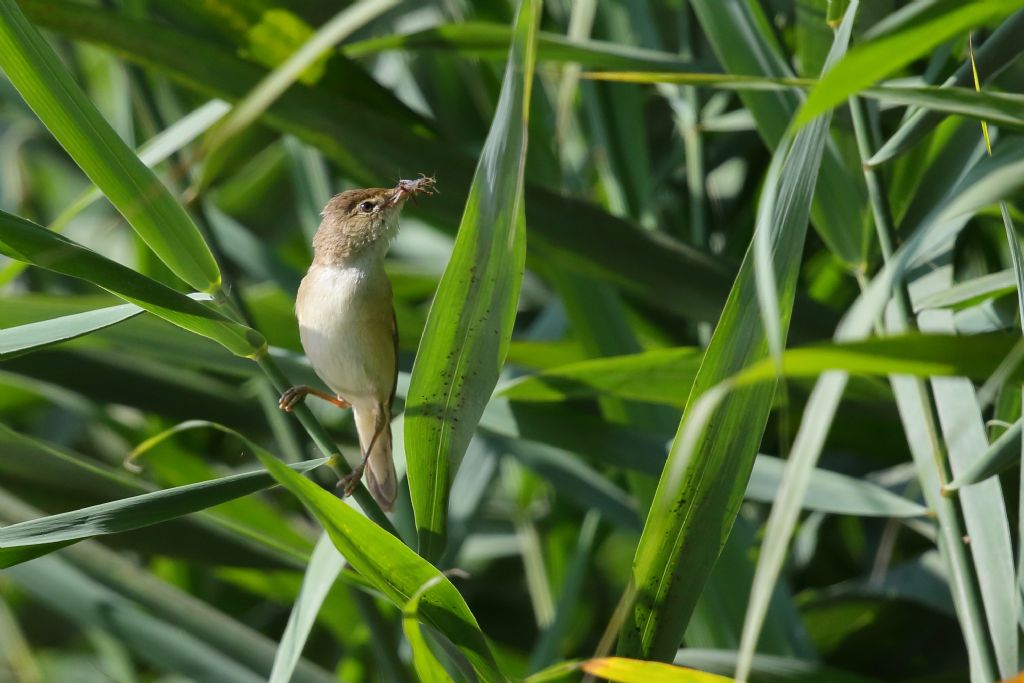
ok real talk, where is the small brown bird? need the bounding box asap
[279,176,435,511]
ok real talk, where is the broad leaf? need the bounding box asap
[404,0,539,561]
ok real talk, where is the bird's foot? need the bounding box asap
[279,386,350,412]
[338,463,366,498]
[278,386,309,412]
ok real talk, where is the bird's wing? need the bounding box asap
[388,305,398,411]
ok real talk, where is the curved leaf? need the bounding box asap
[795,0,1024,128]
[0,0,220,291]
[0,210,265,357]
[0,455,327,568]
[268,533,347,683]
[254,450,505,682]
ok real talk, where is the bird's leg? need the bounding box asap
[339,412,387,497]
[278,385,351,412]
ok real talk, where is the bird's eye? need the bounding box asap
[358,201,376,213]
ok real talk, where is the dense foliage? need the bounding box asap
[2,1,1024,682]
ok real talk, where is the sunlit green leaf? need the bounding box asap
[254,449,505,681]
[0,210,265,357]
[404,0,540,562]
[0,0,220,291]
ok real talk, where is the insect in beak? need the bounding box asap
[390,174,436,206]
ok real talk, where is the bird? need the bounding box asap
[279,175,435,511]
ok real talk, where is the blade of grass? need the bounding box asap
[404,0,540,562]
[497,347,702,407]
[618,6,854,661]
[0,492,337,683]
[201,0,400,166]
[945,418,1023,489]
[0,0,220,291]
[343,21,710,72]
[746,455,926,518]
[403,577,459,683]
[689,0,866,268]
[0,295,203,359]
[0,209,265,357]
[0,98,228,288]
[0,457,328,568]
[916,269,1017,311]
[737,7,860,675]
[582,657,735,683]
[919,308,1017,679]
[254,449,505,682]
[528,511,600,672]
[794,0,1024,129]
[268,533,346,683]
[22,0,736,324]
[868,9,1024,166]
[4,554,266,683]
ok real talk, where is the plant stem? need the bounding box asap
[850,94,998,682]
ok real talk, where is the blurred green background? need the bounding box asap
[2,0,1024,682]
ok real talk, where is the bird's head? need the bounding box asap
[313,175,435,263]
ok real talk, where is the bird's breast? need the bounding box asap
[295,262,395,405]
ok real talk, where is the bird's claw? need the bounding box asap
[278,387,306,412]
[338,464,365,498]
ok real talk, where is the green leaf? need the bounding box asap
[0,297,196,359]
[498,347,702,407]
[945,419,1022,490]
[4,554,266,683]
[404,0,540,562]
[747,456,927,519]
[403,576,459,683]
[0,454,327,568]
[618,5,855,662]
[344,21,709,72]
[0,424,296,568]
[253,449,505,682]
[21,0,736,324]
[868,9,1024,166]
[581,657,735,683]
[268,533,346,683]
[795,0,1024,128]
[732,333,1021,386]
[916,269,1017,311]
[0,491,337,683]
[689,0,866,268]
[203,0,400,164]
[0,210,265,357]
[0,0,220,292]
[919,308,1017,679]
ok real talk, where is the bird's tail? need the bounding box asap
[354,405,396,511]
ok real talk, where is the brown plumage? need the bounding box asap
[279,176,435,510]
